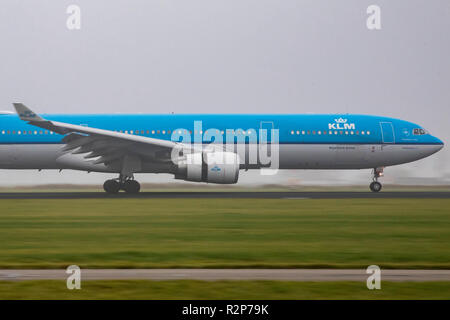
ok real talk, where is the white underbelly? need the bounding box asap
[0,143,440,172]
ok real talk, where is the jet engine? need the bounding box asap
[175,151,240,184]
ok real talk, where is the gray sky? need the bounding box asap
[0,0,449,186]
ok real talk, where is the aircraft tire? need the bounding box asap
[369,181,382,193]
[103,179,121,194]
[123,180,141,194]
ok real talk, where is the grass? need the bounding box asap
[0,198,448,269]
[0,280,448,299]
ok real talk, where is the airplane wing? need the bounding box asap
[13,103,201,173]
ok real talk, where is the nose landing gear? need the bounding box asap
[103,174,141,194]
[370,167,384,192]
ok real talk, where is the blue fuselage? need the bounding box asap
[0,113,444,146]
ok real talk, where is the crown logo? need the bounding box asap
[335,118,347,123]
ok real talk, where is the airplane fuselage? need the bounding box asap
[0,113,444,175]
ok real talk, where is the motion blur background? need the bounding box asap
[0,0,448,186]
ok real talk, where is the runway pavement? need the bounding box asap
[0,269,449,281]
[0,191,448,199]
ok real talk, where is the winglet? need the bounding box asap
[13,103,44,122]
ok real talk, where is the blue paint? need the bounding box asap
[0,113,444,146]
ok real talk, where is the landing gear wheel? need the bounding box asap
[122,180,141,194]
[370,181,382,193]
[103,179,120,194]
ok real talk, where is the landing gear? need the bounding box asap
[369,167,384,193]
[103,179,120,194]
[370,181,382,192]
[122,180,141,194]
[103,174,141,194]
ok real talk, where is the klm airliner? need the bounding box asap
[0,103,444,193]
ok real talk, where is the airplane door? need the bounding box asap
[259,121,274,168]
[380,122,395,144]
[259,121,274,143]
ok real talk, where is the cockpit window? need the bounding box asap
[413,128,427,135]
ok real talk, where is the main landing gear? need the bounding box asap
[369,167,384,193]
[103,174,141,194]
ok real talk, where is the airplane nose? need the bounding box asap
[433,136,444,152]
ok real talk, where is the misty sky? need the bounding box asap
[0,0,449,186]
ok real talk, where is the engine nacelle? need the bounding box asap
[175,152,240,184]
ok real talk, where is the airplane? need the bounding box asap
[0,103,444,193]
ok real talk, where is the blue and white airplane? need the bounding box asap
[0,103,444,193]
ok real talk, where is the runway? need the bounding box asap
[0,269,449,282]
[0,191,448,199]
